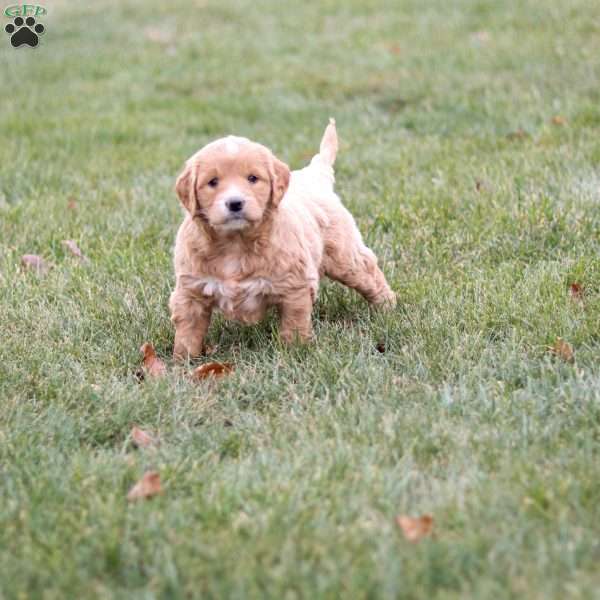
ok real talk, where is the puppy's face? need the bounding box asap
[176,136,290,233]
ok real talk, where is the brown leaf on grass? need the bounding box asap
[548,337,574,363]
[131,426,158,449]
[67,197,78,210]
[386,43,402,55]
[569,283,584,304]
[127,471,162,501]
[471,30,491,45]
[62,240,89,263]
[506,128,528,141]
[551,115,567,126]
[396,514,434,542]
[140,343,167,378]
[376,341,386,353]
[21,254,50,275]
[475,179,493,193]
[144,26,172,45]
[191,362,234,381]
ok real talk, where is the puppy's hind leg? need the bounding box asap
[324,235,396,309]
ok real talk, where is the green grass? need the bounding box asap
[1,0,600,597]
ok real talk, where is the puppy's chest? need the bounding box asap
[192,269,275,323]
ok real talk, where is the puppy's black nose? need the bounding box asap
[226,198,244,213]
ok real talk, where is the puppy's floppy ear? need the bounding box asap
[175,163,198,213]
[269,155,290,207]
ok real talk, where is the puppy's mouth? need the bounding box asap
[215,215,251,231]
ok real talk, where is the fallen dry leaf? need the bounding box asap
[131,426,158,449]
[569,283,584,304]
[62,240,89,263]
[396,514,434,542]
[506,128,528,141]
[551,115,567,126]
[127,471,162,501]
[67,198,77,210]
[191,361,234,381]
[144,26,172,45]
[21,254,50,275]
[140,342,167,378]
[475,179,493,193]
[549,337,574,363]
[471,30,491,45]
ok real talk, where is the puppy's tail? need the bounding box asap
[319,118,338,167]
[307,118,337,189]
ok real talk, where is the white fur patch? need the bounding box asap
[190,275,274,316]
[224,138,240,155]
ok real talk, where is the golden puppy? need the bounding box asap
[170,119,396,359]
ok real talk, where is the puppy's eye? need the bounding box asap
[208,177,219,188]
[247,174,258,184]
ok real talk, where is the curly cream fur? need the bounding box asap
[170,119,395,359]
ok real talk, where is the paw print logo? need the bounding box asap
[5,16,45,48]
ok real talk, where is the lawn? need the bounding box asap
[1,0,600,598]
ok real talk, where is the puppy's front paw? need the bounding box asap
[280,329,314,345]
[173,336,204,361]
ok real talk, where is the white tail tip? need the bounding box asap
[319,117,338,166]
